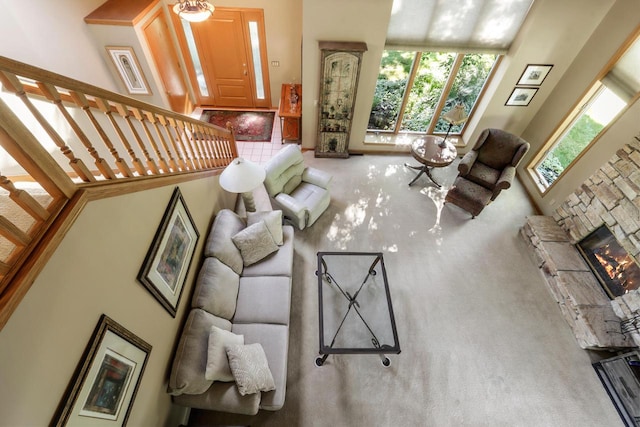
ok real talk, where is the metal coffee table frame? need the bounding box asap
[315,251,400,367]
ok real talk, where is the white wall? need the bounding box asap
[0,178,234,426]
[0,0,117,91]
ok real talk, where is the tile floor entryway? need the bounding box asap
[192,107,289,166]
[235,112,286,165]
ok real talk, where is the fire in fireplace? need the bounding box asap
[576,225,640,299]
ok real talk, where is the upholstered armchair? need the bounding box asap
[263,145,332,230]
[445,128,530,218]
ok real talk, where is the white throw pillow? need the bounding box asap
[231,221,278,266]
[247,210,284,245]
[226,343,276,396]
[205,326,244,382]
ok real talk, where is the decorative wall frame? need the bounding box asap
[517,64,553,86]
[106,46,151,95]
[53,315,151,427]
[505,87,538,106]
[138,187,199,317]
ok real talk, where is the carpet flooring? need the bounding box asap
[201,110,275,142]
[189,152,623,427]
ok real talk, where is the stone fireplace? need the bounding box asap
[553,137,640,347]
[576,224,640,298]
[522,135,640,350]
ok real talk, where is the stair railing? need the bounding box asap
[0,56,238,329]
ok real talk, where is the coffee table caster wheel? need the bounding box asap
[382,357,390,367]
[315,357,325,367]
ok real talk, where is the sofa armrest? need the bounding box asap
[458,150,478,176]
[302,167,332,189]
[273,193,307,229]
[172,382,260,415]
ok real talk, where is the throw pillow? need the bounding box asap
[226,343,276,396]
[231,221,278,266]
[247,210,284,245]
[205,326,244,382]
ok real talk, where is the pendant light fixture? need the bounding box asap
[172,1,214,22]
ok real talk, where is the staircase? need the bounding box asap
[0,56,238,330]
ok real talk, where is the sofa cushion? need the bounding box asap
[247,210,284,245]
[233,276,291,325]
[232,221,279,267]
[205,325,244,382]
[168,309,231,396]
[231,323,289,411]
[242,225,294,278]
[204,209,245,275]
[226,343,276,396]
[191,257,240,320]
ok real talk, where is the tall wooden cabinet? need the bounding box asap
[315,41,367,158]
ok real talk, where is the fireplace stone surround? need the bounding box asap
[522,137,640,350]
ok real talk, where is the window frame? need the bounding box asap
[367,50,501,139]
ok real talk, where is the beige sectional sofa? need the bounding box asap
[167,208,294,415]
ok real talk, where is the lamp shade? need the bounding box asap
[219,158,266,193]
[442,104,468,125]
[172,1,214,22]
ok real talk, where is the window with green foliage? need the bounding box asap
[534,85,626,187]
[529,29,640,192]
[368,50,498,135]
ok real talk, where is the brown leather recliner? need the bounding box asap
[445,128,530,218]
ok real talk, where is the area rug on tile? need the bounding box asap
[201,110,275,142]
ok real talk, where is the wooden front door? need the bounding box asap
[173,7,271,109]
[194,10,252,107]
[143,9,191,114]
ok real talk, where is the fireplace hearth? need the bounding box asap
[576,225,640,299]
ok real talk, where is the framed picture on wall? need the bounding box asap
[137,187,199,317]
[505,87,538,106]
[517,64,553,86]
[105,46,151,95]
[52,315,151,427]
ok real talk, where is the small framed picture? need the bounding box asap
[53,315,151,426]
[138,187,199,317]
[517,64,553,86]
[106,46,151,95]
[505,87,538,106]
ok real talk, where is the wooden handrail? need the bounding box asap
[0,55,238,330]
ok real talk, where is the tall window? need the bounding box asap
[368,51,499,136]
[529,31,640,191]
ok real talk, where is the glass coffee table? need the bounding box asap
[315,252,400,367]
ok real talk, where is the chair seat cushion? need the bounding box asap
[467,162,501,189]
[290,182,331,226]
[446,176,493,217]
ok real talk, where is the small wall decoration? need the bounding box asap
[53,315,151,427]
[138,187,199,317]
[505,87,538,106]
[517,64,553,86]
[106,46,151,95]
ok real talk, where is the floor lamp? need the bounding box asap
[219,158,266,212]
[439,104,468,148]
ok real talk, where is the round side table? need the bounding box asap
[404,136,457,187]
